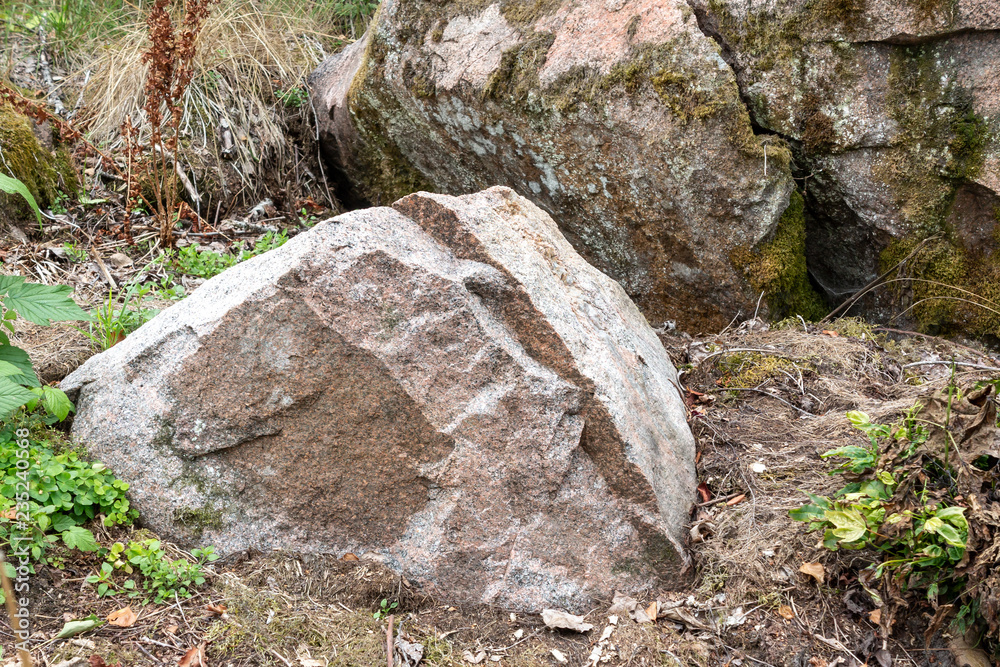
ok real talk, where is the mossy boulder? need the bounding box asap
[0,106,77,225]
[311,0,798,332]
[694,0,1000,335]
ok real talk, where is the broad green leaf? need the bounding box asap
[790,504,826,522]
[935,523,966,548]
[0,376,36,417]
[3,282,91,325]
[935,506,968,530]
[0,360,21,377]
[923,516,944,535]
[50,514,76,532]
[846,410,871,428]
[41,385,73,421]
[0,345,38,387]
[0,275,26,296]
[803,492,832,510]
[832,525,867,543]
[825,509,867,543]
[0,173,40,226]
[55,617,103,639]
[822,529,840,551]
[62,526,99,552]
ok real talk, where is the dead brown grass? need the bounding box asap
[680,319,1000,603]
[78,0,342,193]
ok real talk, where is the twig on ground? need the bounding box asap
[696,491,746,508]
[902,361,1000,372]
[387,614,394,667]
[722,387,816,416]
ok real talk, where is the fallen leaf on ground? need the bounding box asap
[178,644,207,667]
[56,617,104,639]
[106,606,137,628]
[551,649,568,664]
[726,493,746,506]
[165,624,179,634]
[697,482,711,503]
[869,608,882,624]
[0,508,16,520]
[660,607,714,632]
[205,603,227,616]
[542,609,594,632]
[394,636,424,667]
[463,650,487,664]
[778,605,794,620]
[340,553,359,561]
[645,601,658,621]
[89,657,121,667]
[799,561,825,584]
[821,330,840,337]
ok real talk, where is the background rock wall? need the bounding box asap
[312,0,1000,339]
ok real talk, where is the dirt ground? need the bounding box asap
[5,282,999,666]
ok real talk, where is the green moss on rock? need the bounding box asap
[173,506,224,538]
[732,190,826,320]
[0,106,76,223]
[879,236,999,338]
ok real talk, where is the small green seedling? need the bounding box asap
[373,598,398,620]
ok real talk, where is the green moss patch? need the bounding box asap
[173,506,224,538]
[0,106,77,223]
[879,236,1000,338]
[731,190,826,320]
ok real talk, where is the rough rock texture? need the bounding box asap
[61,187,696,612]
[310,0,807,332]
[691,0,1000,337]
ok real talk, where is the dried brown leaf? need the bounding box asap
[107,606,137,628]
[799,561,825,584]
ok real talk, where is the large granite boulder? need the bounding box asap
[61,187,696,612]
[310,0,813,333]
[691,0,1000,336]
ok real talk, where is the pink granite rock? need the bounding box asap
[62,187,696,612]
[310,0,799,333]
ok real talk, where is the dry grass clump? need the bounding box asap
[206,572,388,666]
[78,0,343,191]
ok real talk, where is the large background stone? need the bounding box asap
[312,0,1000,339]
[691,0,1000,336]
[310,0,808,333]
[62,187,696,612]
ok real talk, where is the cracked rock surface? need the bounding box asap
[61,187,696,612]
[691,0,1000,332]
[310,0,797,333]
[313,0,1000,337]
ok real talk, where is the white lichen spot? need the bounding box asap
[529,181,542,194]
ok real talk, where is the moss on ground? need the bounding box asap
[0,106,77,223]
[715,351,809,388]
[731,191,826,320]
